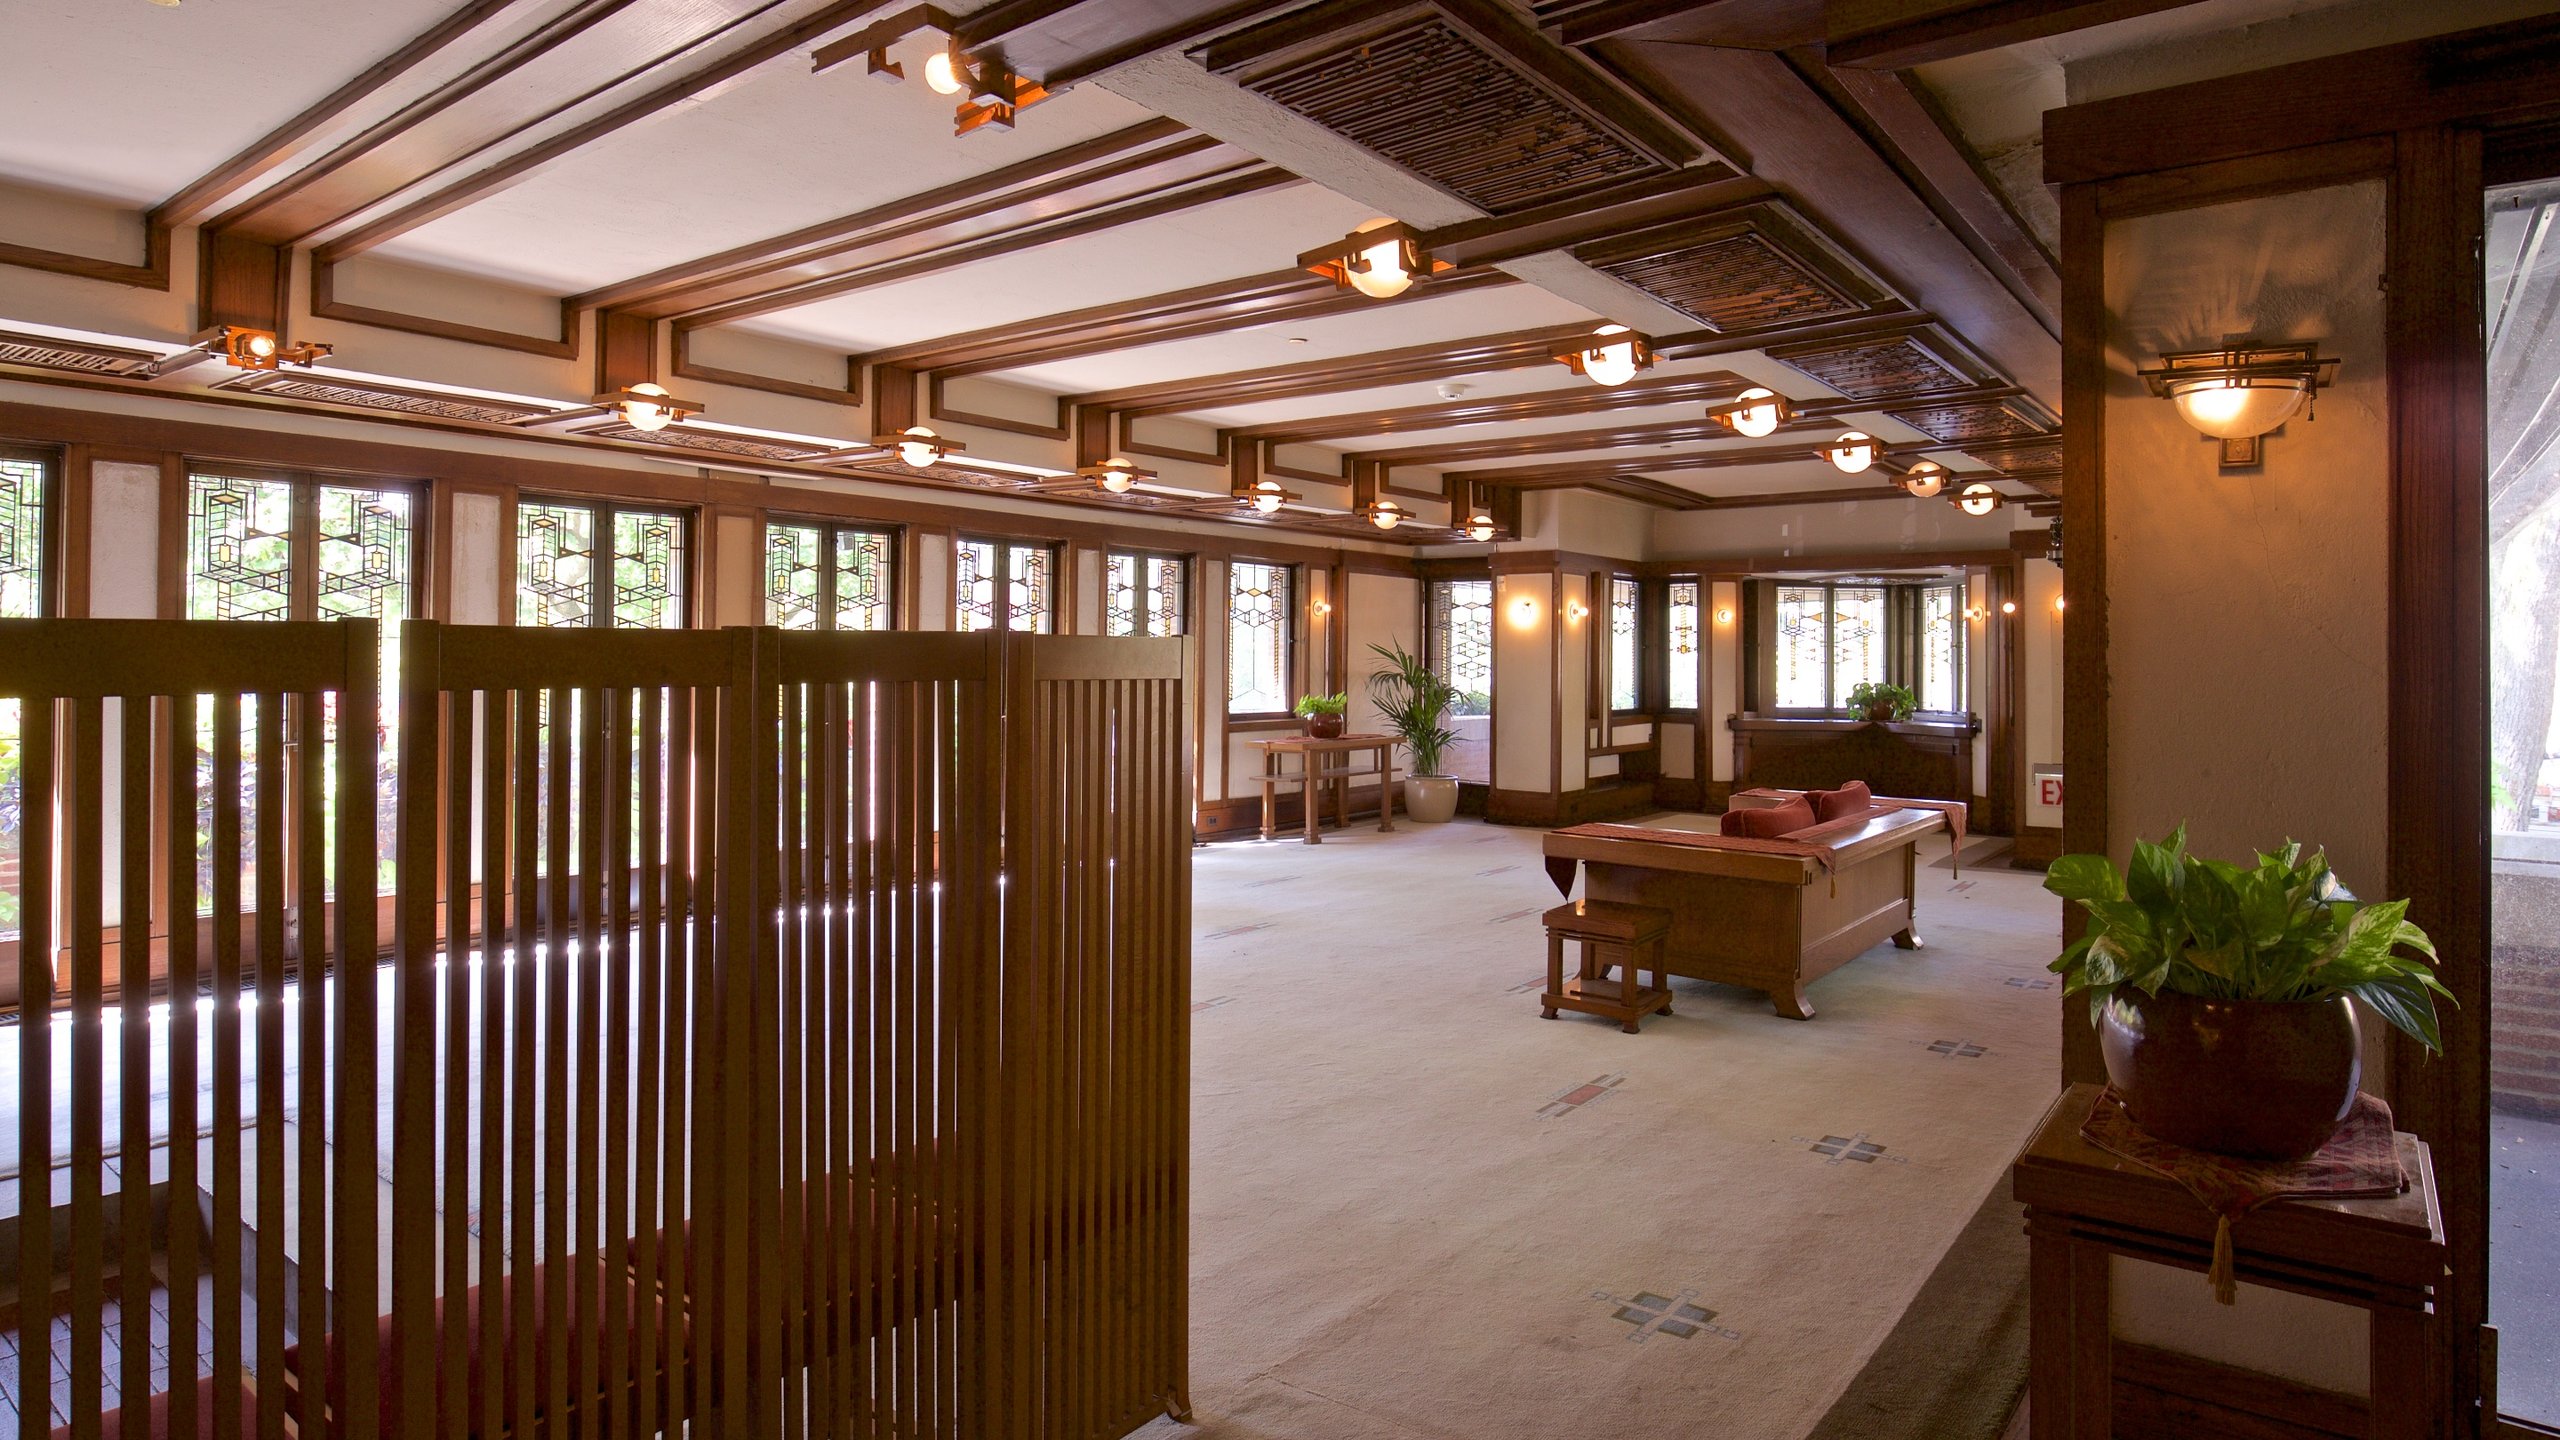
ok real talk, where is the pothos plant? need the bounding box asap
[1844,680,1917,721]
[2044,825,2452,1051]
[1292,693,1347,718]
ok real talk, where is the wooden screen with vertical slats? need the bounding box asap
[0,617,381,1440]
[5,618,1190,1440]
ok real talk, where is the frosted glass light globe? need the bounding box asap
[2170,377,2309,439]
[897,426,942,468]
[1728,388,1782,438]
[1348,237,1413,299]
[1826,431,1875,474]
[623,382,674,433]
[1580,337,1639,386]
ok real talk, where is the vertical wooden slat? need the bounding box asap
[291,689,326,1440]
[436,676,474,1440]
[478,684,512,1440]
[573,684,607,1434]
[633,682,667,1440]
[16,698,54,1440]
[852,673,879,1440]
[209,690,244,1440]
[390,628,443,1440]
[116,695,154,1433]
[540,686,572,1429]
[65,697,102,1440]
[601,682,634,1440]
[821,675,850,1440]
[164,694,202,1440]
[251,693,285,1440]
[336,623,384,1440]
[664,684,696,1428]
[508,688,538,1440]
[780,672,809,1440]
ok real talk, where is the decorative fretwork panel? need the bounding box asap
[1429,578,1494,715]
[1228,561,1292,716]
[1107,552,1187,638]
[1609,576,1639,712]
[0,455,45,619]
[1667,580,1700,711]
[186,473,296,622]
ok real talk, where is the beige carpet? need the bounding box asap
[1135,813,2063,1440]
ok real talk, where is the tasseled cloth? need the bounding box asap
[2079,1087,2405,1305]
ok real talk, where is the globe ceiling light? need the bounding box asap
[1955,482,2003,517]
[621,382,676,433]
[896,426,946,468]
[1557,324,1650,387]
[1825,431,1876,474]
[1369,500,1403,531]
[2140,342,2339,440]
[1721,387,1785,439]
[921,45,967,95]
[1466,512,1497,543]
[1079,456,1155,494]
[1299,221,1442,300]
[1252,478,1285,515]
[1899,460,1945,498]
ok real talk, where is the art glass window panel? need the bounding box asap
[1108,553,1186,637]
[1774,585,1830,709]
[0,455,44,619]
[1228,562,1291,716]
[1429,579,1493,714]
[1828,584,1887,707]
[956,539,999,633]
[832,527,895,631]
[612,508,687,629]
[317,484,414,892]
[186,472,295,622]
[1920,582,1963,712]
[1667,580,1701,711]
[1106,553,1140,636]
[766,520,825,630]
[517,501,597,628]
[1610,575,1640,711]
[1007,543,1054,634]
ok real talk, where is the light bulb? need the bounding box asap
[1578,326,1640,386]
[1347,236,1412,299]
[2170,377,2308,439]
[1370,502,1401,531]
[622,381,673,433]
[1715,608,1734,625]
[1252,479,1283,515]
[1901,462,1945,498]
[1957,482,2001,517]
[896,426,942,468]
[244,331,278,360]
[1466,513,1495,542]
[922,47,966,95]
[1727,387,1781,438]
[1097,458,1137,493]
[2001,600,2017,615]
[1826,431,1875,474]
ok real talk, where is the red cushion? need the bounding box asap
[1812,781,1874,823]
[53,1373,258,1440]
[1720,797,1815,838]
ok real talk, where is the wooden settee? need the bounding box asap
[1541,800,1951,1020]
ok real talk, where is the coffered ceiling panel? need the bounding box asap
[1770,330,1981,399]
[1577,202,1897,334]
[1888,395,2056,445]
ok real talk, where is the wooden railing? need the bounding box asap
[2,619,1192,1440]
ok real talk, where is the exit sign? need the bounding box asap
[2038,774,2065,808]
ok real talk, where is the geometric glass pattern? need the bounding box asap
[1666,579,1700,711]
[185,472,296,622]
[766,520,896,631]
[1105,552,1186,638]
[1920,581,1964,713]
[0,454,45,619]
[955,537,1054,633]
[516,500,689,628]
[1774,584,1829,710]
[315,484,413,626]
[1609,575,1640,712]
[1428,579,1492,715]
[1227,561,1291,717]
[1828,584,1885,709]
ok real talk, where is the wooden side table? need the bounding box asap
[1540,899,1674,1033]
[1247,734,1398,844]
[2012,1083,2447,1439]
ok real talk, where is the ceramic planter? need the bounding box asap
[2098,989,2362,1160]
[1403,775,1459,823]
[1303,712,1345,739]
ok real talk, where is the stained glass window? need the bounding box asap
[1666,579,1700,711]
[767,520,896,631]
[1227,561,1292,716]
[1920,581,1964,712]
[1775,585,1830,709]
[1106,552,1187,637]
[1828,584,1886,708]
[517,499,689,629]
[0,452,47,619]
[1609,575,1640,712]
[956,537,1055,633]
[186,472,296,622]
[1428,579,1492,715]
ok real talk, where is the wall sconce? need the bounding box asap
[880,425,962,468]
[1366,500,1404,531]
[2053,595,2067,615]
[2000,599,2018,615]
[1510,594,1540,627]
[1078,456,1156,494]
[1554,325,1652,386]
[1823,432,1876,474]
[1311,599,1332,618]
[1300,220,1447,299]
[1714,387,1787,438]
[1714,606,1734,625]
[605,382,701,433]
[1965,603,1988,622]
[2140,342,2339,467]
[1953,482,2003,517]
[1564,600,1589,622]
[1896,460,1945,498]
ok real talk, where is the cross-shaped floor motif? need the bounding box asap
[1927,1040,1988,1058]
[1592,1287,1739,1344]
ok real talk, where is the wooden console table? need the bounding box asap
[2013,1083,2446,1439]
[1248,733,1397,844]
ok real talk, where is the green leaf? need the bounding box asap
[2344,972,2443,1053]
[2044,854,2123,908]
[2127,835,2186,915]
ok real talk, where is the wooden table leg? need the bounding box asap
[1260,753,1276,841]
[1336,762,1349,833]
[2368,1307,2436,1440]
[1542,931,1561,1018]
[1377,743,1395,832]
[1303,758,1321,845]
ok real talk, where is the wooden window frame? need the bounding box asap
[1104,547,1191,639]
[0,441,60,620]
[1662,574,1703,717]
[954,534,1061,634]
[1225,557,1297,721]
[765,515,903,632]
[514,494,696,630]
[182,463,427,625]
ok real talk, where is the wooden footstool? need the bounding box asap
[1540,899,1674,1033]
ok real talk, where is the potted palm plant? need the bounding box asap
[2045,825,2448,1159]
[1845,679,1917,724]
[1293,692,1348,739]
[1366,640,1463,823]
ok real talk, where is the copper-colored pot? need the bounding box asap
[2098,989,2361,1160]
[1305,713,1345,739]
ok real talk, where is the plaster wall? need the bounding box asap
[2023,557,2065,829]
[88,459,158,619]
[450,491,504,626]
[1493,572,1553,793]
[1559,571,1592,793]
[1346,571,1421,738]
[1709,580,1740,784]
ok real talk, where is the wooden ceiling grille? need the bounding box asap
[1771,333,1971,398]
[0,331,161,377]
[1984,440,2063,475]
[1888,397,2054,445]
[1206,0,1696,215]
[1577,204,1893,333]
[217,371,558,425]
[576,421,842,462]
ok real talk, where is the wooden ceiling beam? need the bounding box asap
[1823,0,2214,70]
[1361,381,2020,466]
[1444,430,2011,485]
[1237,370,1758,446]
